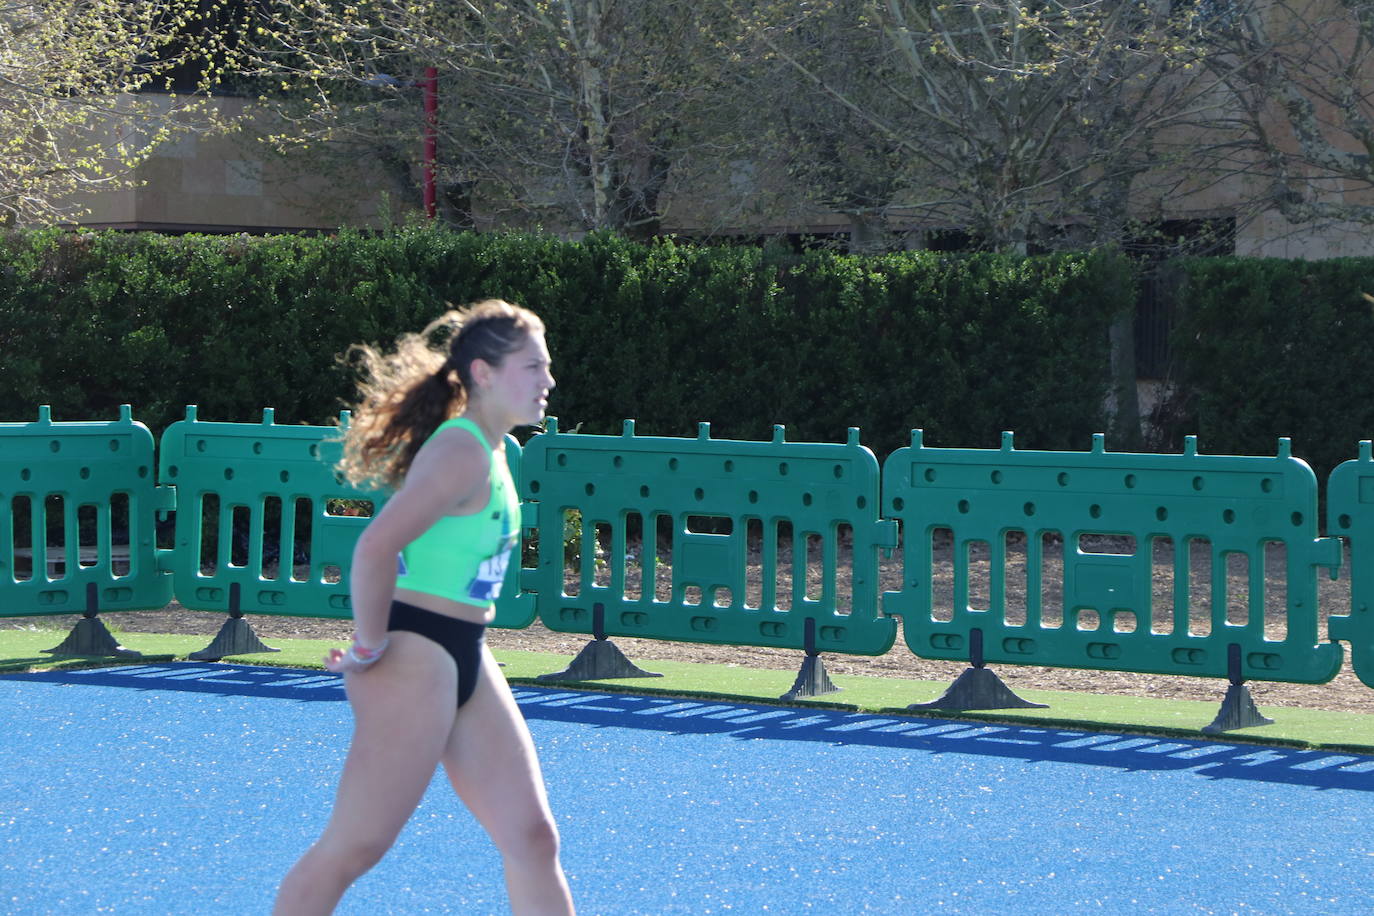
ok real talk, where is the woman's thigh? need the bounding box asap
[439,645,557,842]
[323,632,460,843]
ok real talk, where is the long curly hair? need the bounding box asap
[337,299,544,490]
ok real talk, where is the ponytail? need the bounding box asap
[337,299,542,490]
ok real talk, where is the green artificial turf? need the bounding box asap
[3,623,1373,754]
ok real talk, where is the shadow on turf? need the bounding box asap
[6,662,1372,793]
[3,660,347,701]
[514,687,1374,793]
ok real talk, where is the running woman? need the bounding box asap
[273,300,574,915]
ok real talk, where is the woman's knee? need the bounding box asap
[496,812,562,865]
[318,830,397,880]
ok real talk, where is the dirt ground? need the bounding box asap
[11,533,1371,716]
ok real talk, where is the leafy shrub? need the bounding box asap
[0,227,1127,460]
[1171,257,1374,482]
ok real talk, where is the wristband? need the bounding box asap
[347,637,389,666]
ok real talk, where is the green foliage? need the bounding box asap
[2,1,240,224]
[0,228,1125,458]
[520,507,598,569]
[1171,257,1374,482]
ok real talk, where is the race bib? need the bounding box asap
[465,538,515,602]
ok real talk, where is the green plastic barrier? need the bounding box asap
[520,419,898,655]
[158,407,534,627]
[882,431,1342,684]
[0,405,173,617]
[1325,441,1374,688]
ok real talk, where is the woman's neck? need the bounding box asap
[458,402,507,449]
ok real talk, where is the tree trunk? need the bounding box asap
[1108,311,1143,450]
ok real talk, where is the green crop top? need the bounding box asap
[394,417,520,609]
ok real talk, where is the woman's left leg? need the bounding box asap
[441,644,575,916]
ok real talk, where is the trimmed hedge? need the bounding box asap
[0,228,1127,458]
[1171,257,1374,482]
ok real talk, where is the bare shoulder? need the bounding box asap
[423,422,493,467]
[404,423,492,505]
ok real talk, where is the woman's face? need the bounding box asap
[481,331,555,428]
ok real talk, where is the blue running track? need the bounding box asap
[2,663,1372,914]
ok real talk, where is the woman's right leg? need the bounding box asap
[273,633,458,916]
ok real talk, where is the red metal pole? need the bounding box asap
[422,66,438,220]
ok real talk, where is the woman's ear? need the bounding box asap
[468,357,493,390]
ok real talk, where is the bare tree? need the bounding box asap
[244,0,763,236]
[1199,0,1374,242]
[728,3,911,249]
[741,0,1230,253]
[0,0,235,225]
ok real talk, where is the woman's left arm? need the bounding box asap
[324,431,489,672]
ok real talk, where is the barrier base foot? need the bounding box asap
[908,666,1048,712]
[189,616,279,662]
[535,638,663,682]
[780,654,841,700]
[1201,683,1274,734]
[43,617,142,659]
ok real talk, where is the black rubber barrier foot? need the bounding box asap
[535,638,663,682]
[1201,683,1275,734]
[779,654,841,701]
[908,666,1048,712]
[43,616,142,659]
[189,616,280,662]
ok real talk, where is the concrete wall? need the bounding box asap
[72,97,410,234]
[1236,211,1374,259]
